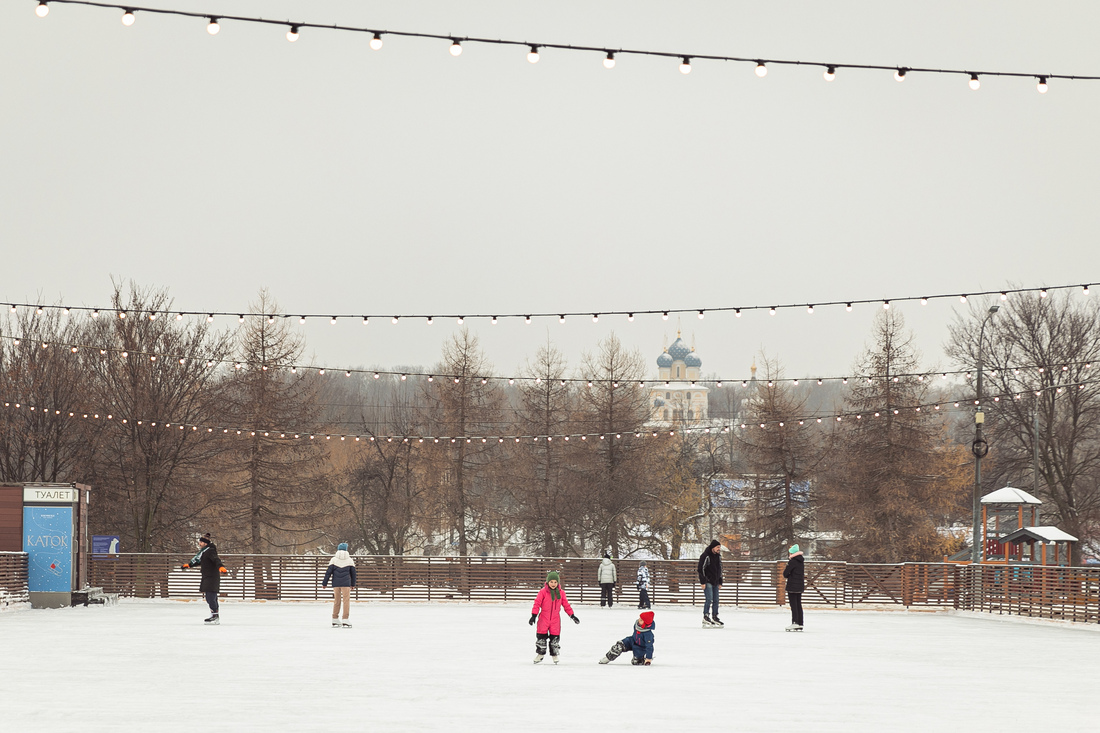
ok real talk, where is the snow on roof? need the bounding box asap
[980,486,1043,505]
[1000,526,1079,543]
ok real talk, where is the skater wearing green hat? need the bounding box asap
[783,544,805,631]
[529,570,580,663]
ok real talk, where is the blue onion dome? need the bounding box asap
[684,353,702,368]
[657,352,673,368]
[668,338,691,360]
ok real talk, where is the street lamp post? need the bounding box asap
[971,306,999,563]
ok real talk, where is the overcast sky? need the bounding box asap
[3,1,1097,383]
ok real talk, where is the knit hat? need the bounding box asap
[546,571,560,583]
[337,542,349,551]
[789,544,800,554]
[639,611,655,628]
[199,533,212,545]
[639,560,647,567]
[707,539,722,551]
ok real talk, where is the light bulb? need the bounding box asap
[755,62,767,77]
[627,313,634,322]
[823,66,835,81]
[1000,292,1008,300]
[36,2,49,18]
[960,295,967,303]
[559,315,565,323]
[527,46,539,64]
[450,40,462,56]
[287,26,299,42]
[299,316,306,324]
[662,311,669,320]
[894,68,906,82]
[1037,77,1048,94]
[592,314,599,323]
[769,307,776,316]
[207,18,220,35]
[370,33,383,50]
[1040,289,1047,298]
[735,309,741,317]
[697,310,704,319]
[427,316,434,325]
[392,316,399,324]
[330,316,337,325]
[969,74,980,90]
[603,52,615,69]
[807,305,814,314]
[883,300,890,310]
[524,315,531,324]
[238,315,245,323]
[122,10,135,26]
[457,316,464,324]
[679,58,691,75]
[845,302,852,312]
[1084,285,1091,296]
[920,298,928,305]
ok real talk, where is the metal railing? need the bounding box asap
[88,554,1100,623]
[0,552,29,608]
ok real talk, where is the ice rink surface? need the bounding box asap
[2,599,1096,732]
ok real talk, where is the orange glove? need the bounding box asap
[219,567,228,574]
[180,564,189,570]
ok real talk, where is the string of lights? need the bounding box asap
[3,379,1090,444]
[1,333,1094,390]
[31,0,1098,93]
[2,283,1091,329]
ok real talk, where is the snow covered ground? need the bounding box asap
[2,600,1096,731]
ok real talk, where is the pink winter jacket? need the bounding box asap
[531,585,574,635]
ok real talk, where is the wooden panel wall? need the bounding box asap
[0,486,23,552]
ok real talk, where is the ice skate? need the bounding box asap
[341,621,352,628]
[702,615,717,628]
[630,657,644,665]
[533,654,544,664]
[785,623,804,632]
[332,620,340,628]
[711,616,725,627]
[204,614,220,625]
[552,656,560,664]
[599,641,624,664]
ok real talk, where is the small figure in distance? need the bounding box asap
[179,532,228,625]
[783,544,805,632]
[597,552,617,608]
[697,540,724,627]
[322,542,357,628]
[636,560,651,609]
[529,571,579,664]
[598,610,655,666]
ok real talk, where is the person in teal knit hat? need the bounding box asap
[783,544,805,631]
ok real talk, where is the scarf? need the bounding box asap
[190,546,209,565]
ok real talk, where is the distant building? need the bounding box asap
[649,331,709,423]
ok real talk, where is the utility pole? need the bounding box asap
[970,306,998,563]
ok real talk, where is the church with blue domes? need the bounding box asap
[650,331,709,424]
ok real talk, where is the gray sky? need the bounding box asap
[3,1,1097,382]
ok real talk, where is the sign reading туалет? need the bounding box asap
[23,487,78,504]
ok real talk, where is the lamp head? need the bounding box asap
[989,306,1000,314]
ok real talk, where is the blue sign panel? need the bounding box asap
[23,506,73,592]
[92,535,120,555]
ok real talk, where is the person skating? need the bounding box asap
[597,553,617,608]
[180,533,227,624]
[636,560,651,609]
[529,571,579,664]
[322,542,357,628]
[598,610,655,666]
[783,544,805,631]
[697,540,724,627]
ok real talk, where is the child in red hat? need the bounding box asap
[598,611,655,666]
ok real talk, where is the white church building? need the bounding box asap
[649,331,709,424]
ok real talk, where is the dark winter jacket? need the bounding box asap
[322,550,357,588]
[783,552,805,593]
[697,541,723,585]
[623,619,655,660]
[185,543,226,593]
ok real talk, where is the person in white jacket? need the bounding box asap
[636,560,651,609]
[597,553,617,608]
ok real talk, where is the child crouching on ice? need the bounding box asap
[529,570,580,664]
[599,611,655,666]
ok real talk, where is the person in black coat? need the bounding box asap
[783,543,806,630]
[322,542,358,628]
[180,533,227,624]
[697,540,724,627]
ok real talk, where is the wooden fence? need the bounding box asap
[0,551,29,609]
[88,554,1100,624]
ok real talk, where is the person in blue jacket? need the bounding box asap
[598,611,655,665]
[322,542,357,628]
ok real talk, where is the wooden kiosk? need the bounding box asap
[979,486,1077,566]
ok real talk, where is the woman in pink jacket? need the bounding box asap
[528,570,580,664]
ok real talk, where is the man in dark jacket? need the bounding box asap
[181,533,227,624]
[697,540,724,627]
[783,543,806,631]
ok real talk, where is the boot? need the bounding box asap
[533,654,544,664]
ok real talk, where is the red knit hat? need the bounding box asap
[639,611,655,628]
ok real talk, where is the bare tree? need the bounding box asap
[948,292,1100,563]
[222,290,329,554]
[82,283,233,551]
[818,311,969,562]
